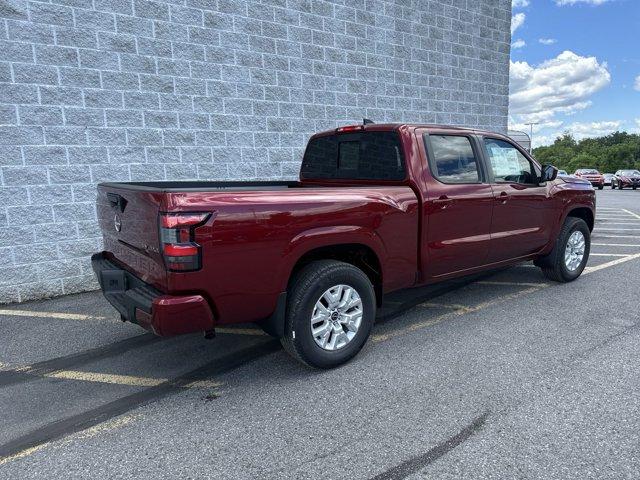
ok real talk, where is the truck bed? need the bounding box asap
[99,181,304,192]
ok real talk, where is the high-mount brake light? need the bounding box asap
[159,213,210,272]
[336,125,364,133]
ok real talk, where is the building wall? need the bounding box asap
[0,0,511,303]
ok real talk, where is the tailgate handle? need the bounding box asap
[107,193,128,212]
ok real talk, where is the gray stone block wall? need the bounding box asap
[0,0,511,303]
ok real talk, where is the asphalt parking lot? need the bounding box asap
[1,188,639,479]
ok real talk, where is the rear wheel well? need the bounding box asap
[567,207,594,231]
[289,244,382,306]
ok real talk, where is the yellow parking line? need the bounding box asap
[0,309,108,321]
[420,302,473,312]
[0,414,139,466]
[477,280,549,287]
[45,370,167,387]
[63,370,221,389]
[0,309,265,336]
[373,286,542,343]
[15,367,222,389]
[374,251,640,344]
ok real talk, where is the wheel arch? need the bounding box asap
[566,206,594,232]
[287,243,383,307]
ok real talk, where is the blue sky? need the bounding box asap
[509,0,640,146]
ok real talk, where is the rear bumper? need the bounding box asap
[91,252,214,336]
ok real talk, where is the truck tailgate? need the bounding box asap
[96,184,167,290]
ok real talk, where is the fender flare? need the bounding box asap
[260,226,387,339]
[276,225,387,292]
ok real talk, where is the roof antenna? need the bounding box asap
[363,118,374,125]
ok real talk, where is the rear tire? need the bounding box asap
[536,217,590,282]
[598,185,603,190]
[281,260,376,369]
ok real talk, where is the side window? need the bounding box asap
[484,138,537,184]
[427,135,481,184]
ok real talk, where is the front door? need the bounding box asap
[420,132,494,278]
[482,137,555,263]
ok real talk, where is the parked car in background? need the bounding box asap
[557,169,569,176]
[611,170,640,190]
[603,173,614,186]
[574,169,604,189]
[92,123,595,368]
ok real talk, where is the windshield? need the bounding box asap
[577,169,599,174]
[620,170,640,176]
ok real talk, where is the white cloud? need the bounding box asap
[509,51,611,124]
[634,75,640,91]
[512,39,526,49]
[539,38,557,45]
[512,0,530,7]
[636,119,640,128]
[556,0,613,5]
[512,121,623,147]
[511,13,525,35]
[510,120,564,134]
[565,121,622,139]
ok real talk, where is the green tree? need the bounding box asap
[532,131,640,174]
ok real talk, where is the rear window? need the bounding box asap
[301,131,405,181]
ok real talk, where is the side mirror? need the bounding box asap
[541,165,558,182]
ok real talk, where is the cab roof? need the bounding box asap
[311,123,507,139]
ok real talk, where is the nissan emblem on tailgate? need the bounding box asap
[114,213,122,232]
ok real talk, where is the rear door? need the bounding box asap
[419,130,494,277]
[96,184,167,289]
[481,137,555,263]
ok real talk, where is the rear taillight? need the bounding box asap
[159,213,210,272]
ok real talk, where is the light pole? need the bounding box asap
[524,122,539,153]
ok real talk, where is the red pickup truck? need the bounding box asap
[93,123,595,368]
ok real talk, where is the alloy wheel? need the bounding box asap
[310,284,363,351]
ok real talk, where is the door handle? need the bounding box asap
[433,195,453,209]
[496,191,508,204]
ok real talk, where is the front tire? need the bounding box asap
[281,260,376,369]
[598,185,603,190]
[536,217,590,282]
